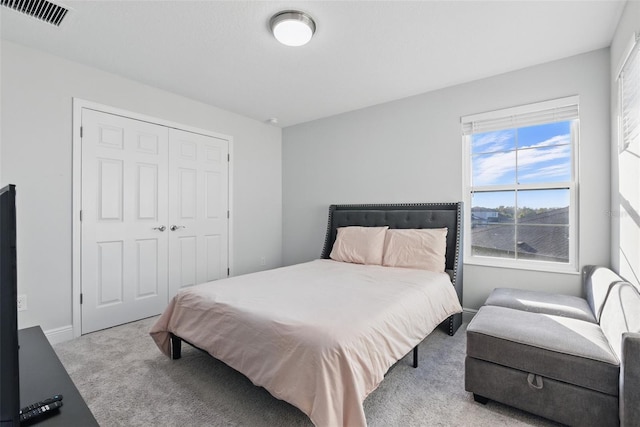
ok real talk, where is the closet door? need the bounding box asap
[81,109,169,334]
[168,128,229,297]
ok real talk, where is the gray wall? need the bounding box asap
[283,48,611,311]
[610,1,640,288]
[1,41,282,334]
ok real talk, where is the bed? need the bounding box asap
[150,202,464,427]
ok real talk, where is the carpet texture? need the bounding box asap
[54,317,561,426]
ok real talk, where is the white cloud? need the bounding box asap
[518,163,570,182]
[521,134,570,149]
[473,151,515,185]
[518,144,570,167]
[472,130,514,153]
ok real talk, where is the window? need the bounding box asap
[461,96,579,271]
[619,34,639,153]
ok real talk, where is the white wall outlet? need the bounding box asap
[260,256,266,266]
[17,294,27,311]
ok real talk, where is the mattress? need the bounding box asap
[150,259,462,427]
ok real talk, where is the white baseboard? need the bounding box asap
[44,325,74,345]
[462,308,477,324]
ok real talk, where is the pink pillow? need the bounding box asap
[330,226,389,265]
[382,228,448,272]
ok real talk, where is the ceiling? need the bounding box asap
[0,1,626,127]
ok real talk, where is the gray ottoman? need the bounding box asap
[465,305,619,426]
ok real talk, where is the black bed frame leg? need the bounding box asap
[473,394,489,404]
[448,313,462,336]
[412,346,418,368]
[170,333,182,360]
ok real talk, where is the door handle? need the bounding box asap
[170,225,186,231]
[153,225,166,232]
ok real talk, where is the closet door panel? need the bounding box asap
[168,129,229,297]
[81,109,169,334]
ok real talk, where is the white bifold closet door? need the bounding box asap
[81,109,228,334]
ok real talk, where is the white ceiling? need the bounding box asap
[0,1,626,127]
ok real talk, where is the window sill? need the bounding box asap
[464,256,580,275]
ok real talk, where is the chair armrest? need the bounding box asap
[621,332,640,427]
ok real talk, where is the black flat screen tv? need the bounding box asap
[0,184,19,426]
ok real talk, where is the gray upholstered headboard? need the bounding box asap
[320,202,464,336]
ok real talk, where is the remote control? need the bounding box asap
[19,394,63,414]
[19,400,63,422]
[19,395,63,423]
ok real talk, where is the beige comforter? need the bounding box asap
[150,259,462,427]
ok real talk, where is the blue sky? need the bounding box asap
[471,121,572,210]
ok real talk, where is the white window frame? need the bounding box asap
[461,96,580,273]
[618,33,639,154]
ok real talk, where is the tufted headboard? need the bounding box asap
[320,202,464,335]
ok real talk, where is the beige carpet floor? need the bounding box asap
[54,317,561,426]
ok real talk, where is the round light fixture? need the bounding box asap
[270,10,316,47]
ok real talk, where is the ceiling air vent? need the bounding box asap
[1,0,70,27]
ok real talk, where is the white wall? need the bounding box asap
[0,41,282,335]
[610,1,640,288]
[283,48,611,311]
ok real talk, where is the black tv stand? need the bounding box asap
[19,327,98,426]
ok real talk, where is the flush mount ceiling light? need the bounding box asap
[270,10,316,47]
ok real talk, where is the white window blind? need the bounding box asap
[461,96,579,135]
[620,34,640,152]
